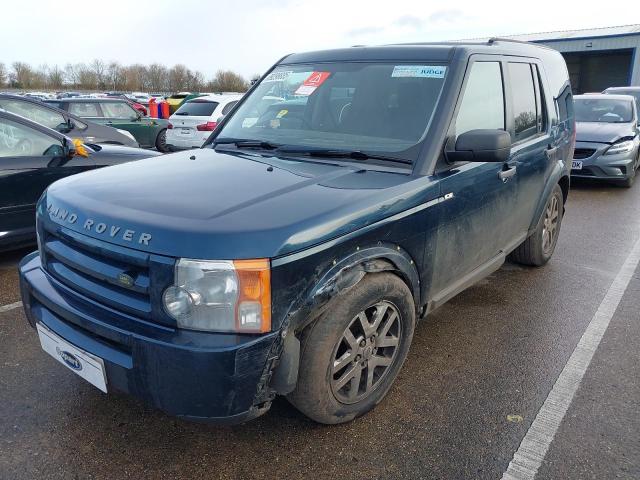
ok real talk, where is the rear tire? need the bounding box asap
[509,184,564,267]
[155,129,168,152]
[287,273,415,424]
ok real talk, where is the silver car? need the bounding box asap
[572,94,640,187]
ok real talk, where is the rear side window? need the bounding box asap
[68,102,100,117]
[0,99,66,130]
[508,63,537,141]
[455,62,505,136]
[102,102,137,119]
[221,101,238,115]
[174,101,219,116]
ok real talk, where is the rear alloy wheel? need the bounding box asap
[155,129,168,152]
[288,273,415,424]
[509,183,564,266]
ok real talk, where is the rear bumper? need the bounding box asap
[165,130,208,149]
[19,252,278,423]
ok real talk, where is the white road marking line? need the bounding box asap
[0,301,22,313]
[502,236,640,480]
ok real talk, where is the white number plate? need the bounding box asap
[37,323,107,392]
[181,128,191,135]
[571,160,583,170]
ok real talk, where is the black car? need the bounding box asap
[0,94,139,147]
[0,110,161,251]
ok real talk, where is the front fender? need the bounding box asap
[269,243,420,395]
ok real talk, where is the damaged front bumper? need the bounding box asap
[19,251,279,424]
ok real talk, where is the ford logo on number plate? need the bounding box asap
[56,348,83,371]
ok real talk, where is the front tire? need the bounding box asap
[287,273,415,424]
[510,184,564,266]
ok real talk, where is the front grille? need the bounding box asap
[40,226,174,323]
[573,148,596,159]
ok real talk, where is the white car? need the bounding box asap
[166,93,243,150]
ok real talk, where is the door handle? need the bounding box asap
[498,165,517,182]
[545,145,558,159]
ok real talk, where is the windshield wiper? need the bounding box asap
[212,138,281,150]
[277,147,412,165]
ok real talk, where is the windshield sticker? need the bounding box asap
[276,109,288,118]
[263,70,293,82]
[294,71,331,96]
[391,65,446,78]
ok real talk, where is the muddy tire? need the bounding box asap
[287,273,415,424]
[510,184,564,266]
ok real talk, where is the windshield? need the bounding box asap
[575,98,633,123]
[213,62,448,162]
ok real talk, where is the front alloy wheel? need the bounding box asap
[287,273,415,424]
[331,301,401,404]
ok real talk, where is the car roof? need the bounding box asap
[575,94,635,101]
[188,94,242,102]
[56,97,128,103]
[605,86,640,92]
[281,39,557,65]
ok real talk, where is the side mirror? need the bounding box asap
[446,129,511,163]
[62,137,76,158]
[55,120,73,134]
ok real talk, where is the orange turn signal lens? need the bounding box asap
[233,259,271,333]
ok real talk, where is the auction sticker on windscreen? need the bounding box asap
[391,65,447,78]
[295,71,331,95]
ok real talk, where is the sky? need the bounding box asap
[2,0,637,79]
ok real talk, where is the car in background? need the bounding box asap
[103,94,148,116]
[47,98,171,151]
[572,94,640,187]
[166,93,242,150]
[126,92,152,106]
[0,110,161,251]
[165,92,206,113]
[603,87,640,120]
[0,94,139,147]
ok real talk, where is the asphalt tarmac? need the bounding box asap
[1,179,638,480]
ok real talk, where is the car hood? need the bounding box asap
[575,121,636,144]
[41,149,432,259]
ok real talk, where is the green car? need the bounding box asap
[46,98,171,152]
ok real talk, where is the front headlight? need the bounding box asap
[162,258,271,333]
[116,128,136,142]
[604,139,635,155]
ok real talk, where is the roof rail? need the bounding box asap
[487,37,534,45]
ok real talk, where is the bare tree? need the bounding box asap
[11,62,35,88]
[106,62,126,91]
[0,62,7,88]
[207,70,248,93]
[90,59,107,90]
[168,64,189,92]
[1,59,248,93]
[48,65,65,90]
[146,63,168,92]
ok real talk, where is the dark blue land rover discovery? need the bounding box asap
[19,39,574,424]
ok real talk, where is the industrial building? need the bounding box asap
[506,24,640,93]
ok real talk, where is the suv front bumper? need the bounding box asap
[19,252,278,424]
